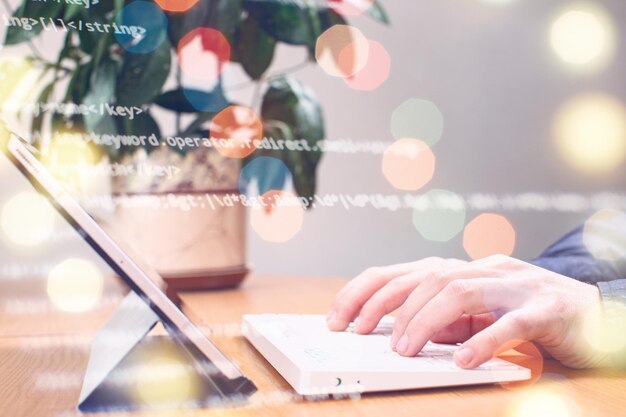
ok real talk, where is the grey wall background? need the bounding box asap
[246,0,626,277]
[0,0,625,279]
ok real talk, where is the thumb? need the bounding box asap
[454,311,535,368]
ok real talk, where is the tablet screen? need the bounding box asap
[0,125,248,383]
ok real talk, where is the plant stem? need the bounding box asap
[251,82,261,112]
[175,61,182,134]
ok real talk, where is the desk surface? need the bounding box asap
[1,275,625,417]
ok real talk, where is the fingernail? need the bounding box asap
[326,310,336,322]
[454,347,474,367]
[396,335,409,354]
[326,312,349,331]
[354,318,366,334]
[390,331,398,349]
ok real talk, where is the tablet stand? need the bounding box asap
[78,291,256,412]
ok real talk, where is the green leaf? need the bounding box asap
[368,0,390,24]
[262,76,324,153]
[64,3,83,20]
[154,89,200,113]
[242,0,321,48]
[77,14,107,53]
[167,0,242,48]
[57,32,73,63]
[216,0,243,42]
[122,111,162,155]
[319,7,347,31]
[167,0,214,48]
[116,38,172,107]
[94,115,119,150]
[243,147,291,195]
[244,121,293,195]
[181,112,215,137]
[4,1,64,45]
[233,14,276,80]
[82,0,116,19]
[65,63,92,103]
[314,8,348,57]
[261,76,325,199]
[30,82,55,143]
[154,87,228,114]
[83,58,118,133]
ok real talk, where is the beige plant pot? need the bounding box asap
[107,146,249,291]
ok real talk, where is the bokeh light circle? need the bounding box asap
[250,190,304,243]
[315,24,370,78]
[41,131,102,190]
[178,28,231,91]
[412,189,467,242]
[582,209,626,262]
[463,213,516,260]
[480,0,516,5]
[154,0,198,12]
[550,5,615,68]
[328,0,375,16]
[115,1,168,54]
[344,40,391,91]
[391,99,445,146]
[210,105,263,159]
[239,156,292,196]
[553,92,626,175]
[47,258,104,313]
[509,388,581,417]
[1,191,56,247]
[382,138,435,191]
[582,300,626,358]
[0,56,35,107]
[134,356,197,405]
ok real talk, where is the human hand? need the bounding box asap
[327,255,610,369]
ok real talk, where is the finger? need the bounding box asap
[353,272,426,334]
[327,259,438,331]
[454,309,543,369]
[430,313,496,344]
[395,278,508,356]
[391,265,501,348]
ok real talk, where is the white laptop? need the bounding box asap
[243,314,530,395]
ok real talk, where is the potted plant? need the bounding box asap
[2,0,388,290]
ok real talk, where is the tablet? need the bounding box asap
[0,122,256,406]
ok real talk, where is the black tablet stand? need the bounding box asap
[78,292,256,412]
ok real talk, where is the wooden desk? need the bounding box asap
[1,275,625,417]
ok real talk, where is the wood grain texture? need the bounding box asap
[1,275,625,417]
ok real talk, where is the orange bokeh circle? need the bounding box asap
[382,138,436,191]
[315,24,370,78]
[154,0,199,13]
[210,105,263,159]
[497,341,544,391]
[463,213,516,260]
[250,190,305,243]
[344,40,391,91]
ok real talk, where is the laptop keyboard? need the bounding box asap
[246,314,522,372]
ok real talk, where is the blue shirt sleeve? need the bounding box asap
[597,280,626,306]
[530,224,626,368]
[529,225,626,306]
